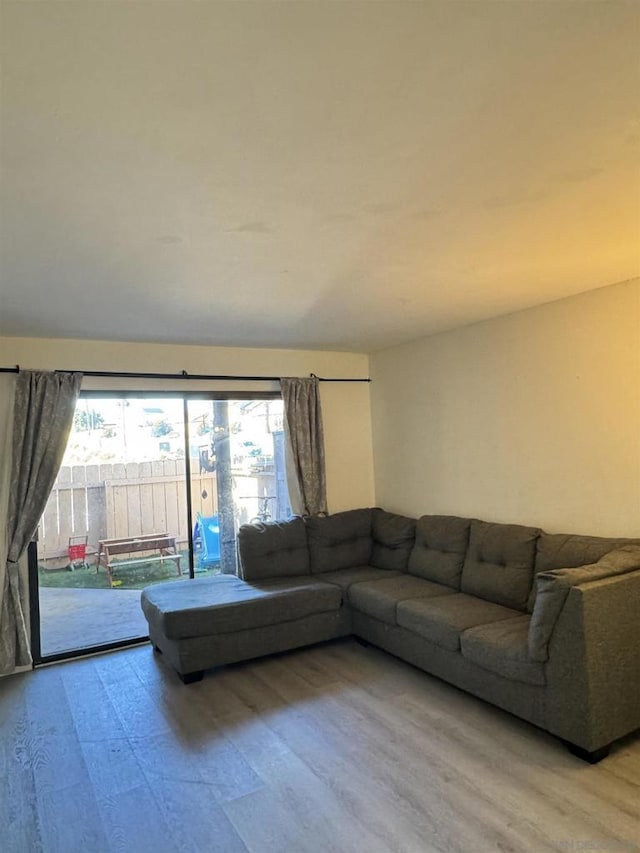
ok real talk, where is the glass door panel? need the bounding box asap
[188,398,291,575]
[37,395,189,657]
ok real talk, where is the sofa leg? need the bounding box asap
[152,644,162,654]
[565,741,611,763]
[179,670,204,685]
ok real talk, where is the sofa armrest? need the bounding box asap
[529,545,640,662]
[545,568,640,750]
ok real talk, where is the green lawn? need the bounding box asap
[38,551,220,591]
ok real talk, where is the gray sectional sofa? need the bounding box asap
[140,508,640,762]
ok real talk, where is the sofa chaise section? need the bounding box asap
[142,574,348,683]
[142,517,351,683]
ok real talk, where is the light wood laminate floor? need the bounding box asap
[1,638,638,853]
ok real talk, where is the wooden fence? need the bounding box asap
[39,460,219,562]
[39,461,278,565]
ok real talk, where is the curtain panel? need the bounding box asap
[280,376,328,517]
[0,370,82,674]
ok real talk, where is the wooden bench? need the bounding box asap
[96,534,182,587]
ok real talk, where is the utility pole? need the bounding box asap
[212,400,236,574]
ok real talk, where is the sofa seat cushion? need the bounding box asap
[371,509,416,571]
[461,520,540,611]
[141,575,342,641]
[349,575,454,624]
[408,515,472,589]
[306,509,373,573]
[461,615,545,686]
[396,593,520,652]
[318,566,400,591]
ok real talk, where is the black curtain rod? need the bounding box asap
[0,366,370,383]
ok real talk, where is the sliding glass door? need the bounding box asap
[33,391,290,660]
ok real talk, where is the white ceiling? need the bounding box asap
[1,1,639,353]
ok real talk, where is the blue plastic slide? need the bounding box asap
[194,513,221,569]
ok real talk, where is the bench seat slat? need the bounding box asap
[101,538,176,556]
[111,555,181,568]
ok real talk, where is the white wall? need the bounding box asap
[370,278,640,537]
[0,337,375,514]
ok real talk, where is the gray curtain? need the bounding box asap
[280,376,328,517]
[0,371,82,674]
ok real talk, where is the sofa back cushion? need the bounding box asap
[535,532,639,572]
[370,509,416,571]
[528,532,640,610]
[306,509,373,573]
[237,517,310,580]
[408,515,472,589]
[460,520,540,611]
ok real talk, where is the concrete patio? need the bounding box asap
[39,587,149,656]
